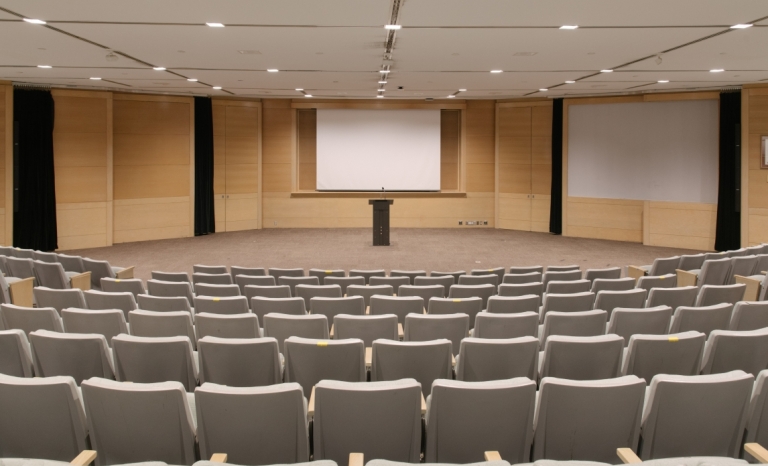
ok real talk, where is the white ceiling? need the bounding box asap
[1,0,767,99]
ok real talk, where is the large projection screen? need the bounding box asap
[568,100,719,203]
[316,109,441,191]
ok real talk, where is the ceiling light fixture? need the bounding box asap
[37,65,52,68]
[23,18,46,24]
[206,22,225,27]
[378,89,385,92]
[380,70,390,73]
[447,95,456,98]
[459,89,467,92]
[90,77,101,80]
[384,24,401,30]
[731,24,753,29]
[565,80,576,84]
[601,69,613,73]
[710,69,725,73]
[377,95,384,98]
[490,70,503,73]
[378,81,387,84]
[295,88,304,91]
[213,86,222,90]
[187,78,198,82]
[267,69,279,72]
[559,25,578,29]
[304,94,313,98]
[153,67,166,71]
[539,88,548,91]
[658,80,669,83]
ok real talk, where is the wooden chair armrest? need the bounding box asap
[115,266,135,279]
[308,386,315,418]
[9,277,34,307]
[70,271,92,291]
[626,266,647,281]
[735,275,762,301]
[209,453,228,463]
[484,451,502,462]
[761,271,767,276]
[70,450,97,466]
[452,354,456,367]
[676,269,698,288]
[616,448,641,464]
[421,392,426,415]
[398,323,404,339]
[329,324,334,339]
[746,443,768,463]
[365,347,372,369]
[349,453,364,466]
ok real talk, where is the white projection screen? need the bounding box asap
[316,109,441,191]
[568,100,719,203]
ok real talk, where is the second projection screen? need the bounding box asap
[316,109,441,191]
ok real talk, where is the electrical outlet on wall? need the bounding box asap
[459,221,463,225]
[484,221,488,225]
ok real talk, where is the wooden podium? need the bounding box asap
[369,199,394,246]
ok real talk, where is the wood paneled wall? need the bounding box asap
[743,85,768,247]
[0,83,10,245]
[113,94,194,243]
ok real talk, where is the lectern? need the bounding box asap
[369,199,394,246]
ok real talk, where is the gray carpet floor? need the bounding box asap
[67,229,699,282]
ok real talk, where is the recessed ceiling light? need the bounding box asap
[206,22,225,27]
[304,94,313,98]
[37,65,52,68]
[657,80,669,83]
[380,70,390,73]
[384,25,401,30]
[378,89,385,92]
[377,95,384,98]
[539,88,548,92]
[187,78,198,82]
[90,77,101,80]
[295,88,304,91]
[153,67,166,71]
[378,81,387,84]
[559,25,578,30]
[565,80,576,84]
[459,89,467,92]
[601,69,613,73]
[23,18,46,24]
[267,69,279,73]
[213,86,222,90]
[710,69,725,73]
[447,95,456,98]
[731,24,753,29]
[490,70,503,73]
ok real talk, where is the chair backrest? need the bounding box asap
[308,268,346,284]
[745,370,768,448]
[584,267,621,282]
[81,378,197,466]
[195,312,260,341]
[370,295,424,325]
[100,277,145,298]
[727,256,759,284]
[755,254,768,275]
[498,283,544,306]
[540,334,624,380]
[369,276,411,293]
[244,284,292,302]
[622,331,706,382]
[508,265,544,275]
[648,256,682,276]
[540,292,595,323]
[193,295,249,315]
[112,334,198,391]
[398,284,445,304]
[251,296,306,322]
[296,284,343,309]
[147,279,194,303]
[347,284,394,306]
[670,303,734,336]
[607,305,673,346]
[333,314,398,346]
[705,252,729,261]
[413,275,454,291]
[311,296,365,322]
[1,303,63,334]
[696,284,746,307]
[533,375,645,463]
[701,328,768,377]
[195,382,309,464]
[456,337,539,382]
[129,310,197,349]
[193,265,228,274]
[137,294,193,315]
[348,269,386,284]
[485,294,539,314]
[61,308,128,347]
[262,313,329,353]
[404,313,469,356]
[268,267,305,279]
[198,336,282,386]
[545,279,591,295]
[230,266,267,281]
[151,271,191,283]
[472,311,538,339]
[57,253,86,273]
[371,339,452,396]
[428,297,482,327]
[539,310,608,346]
[29,329,114,384]
[639,371,754,460]
[33,261,70,289]
[195,283,241,297]
[82,258,116,289]
[542,270,582,287]
[278,276,321,296]
[235,274,276,294]
[390,270,427,285]
[33,287,87,313]
[698,258,732,287]
[591,277,636,293]
[646,285,697,309]
[678,254,705,271]
[594,289,647,318]
[547,265,580,272]
[470,267,505,282]
[12,248,35,259]
[448,284,496,309]
[431,270,466,283]
[324,276,365,295]
[284,337,365,397]
[636,274,677,292]
[730,301,768,331]
[502,272,543,285]
[0,329,33,377]
[6,257,36,280]
[459,274,499,287]
[312,379,422,464]
[0,374,88,461]
[84,289,137,318]
[426,378,536,464]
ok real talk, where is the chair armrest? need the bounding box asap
[676,269,698,288]
[9,277,34,307]
[365,347,372,369]
[115,266,135,279]
[452,354,456,367]
[329,324,334,339]
[349,453,364,466]
[308,386,315,419]
[616,448,641,464]
[484,452,501,462]
[421,392,426,415]
[398,323,404,339]
[746,443,768,463]
[735,275,762,301]
[626,266,647,281]
[70,272,92,291]
[70,450,97,466]
[210,454,228,463]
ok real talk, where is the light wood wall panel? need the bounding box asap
[647,201,716,250]
[51,90,112,250]
[297,109,316,191]
[441,110,460,191]
[113,94,193,242]
[745,86,768,246]
[0,84,9,245]
[566,197,644,243]
[465,101,495,192]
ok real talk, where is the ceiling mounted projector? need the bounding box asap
[106,51,119,62]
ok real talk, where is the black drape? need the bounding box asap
[194,96,215,236]
[714,91,741,251]
[549,98,564,234]
[13,89,57,251]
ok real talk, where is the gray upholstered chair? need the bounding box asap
[539,334,624,381]
[398,284,445,305]
[61,308,128,347]
[545,279,591,295]
[29,329,114,384]
[278,276,321,296]
[700,328,768,376]
[147,279,194,303]
[235,274,276,294]
[590,277,636,293]
[669,303,734,336]
[84,289,137,318]
[348,284,394,307]
[695,284,746,307]
[348,269,386,284]
[371,339,452,396]
[312,296,365,322]
[100,277,145,298]
[729,301,768,331]
[195,283,241,297]
[251,297,306,322]
[333,314,399,346]
[1,304,63,334]
[369,276,410,294]
[390,270,427,285]
[370,295,424,325]
[284,336,365,397]
[195,312,261,341]
[308,268,346,284]
[129,310,196,348]
[636,274,677,292]
[646,285,697,309]
[622,331,705,382]
[268,267,305,279]
[262,313,328,353]
[502,272,543,285]
[538,310,607,347]
[584,267,622,282]
[82,258,132,290]
[295,284,343,310]
[324,276,365,295]
[33,287,87,313]
[539,292,595,323]
[606,305,673,346]
[193,295,249,315]
[111,334,198,391]
[404,313,469,356]
[472,311,538,339]
[0,329,34,377]
[230,266,267,282]
[428,297,482,327]
[456,337,539,381]
[448,284,495,310]
[198,336,282,386]
[593,289,647,319]
[193,265,228,275]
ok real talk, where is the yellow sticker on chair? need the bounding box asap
[668,337,679,343]
[317,341,328,347]
[488,269,493,272]
[213,297,220,302]
[659,276,665,280]
[325,270,332,274]
[115,279,121,283]
[453,299,461,303]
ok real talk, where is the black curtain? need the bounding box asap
[714,91,741,251]
[549,98,564,234]
[194,96,215,236]
[13,89,57,251]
